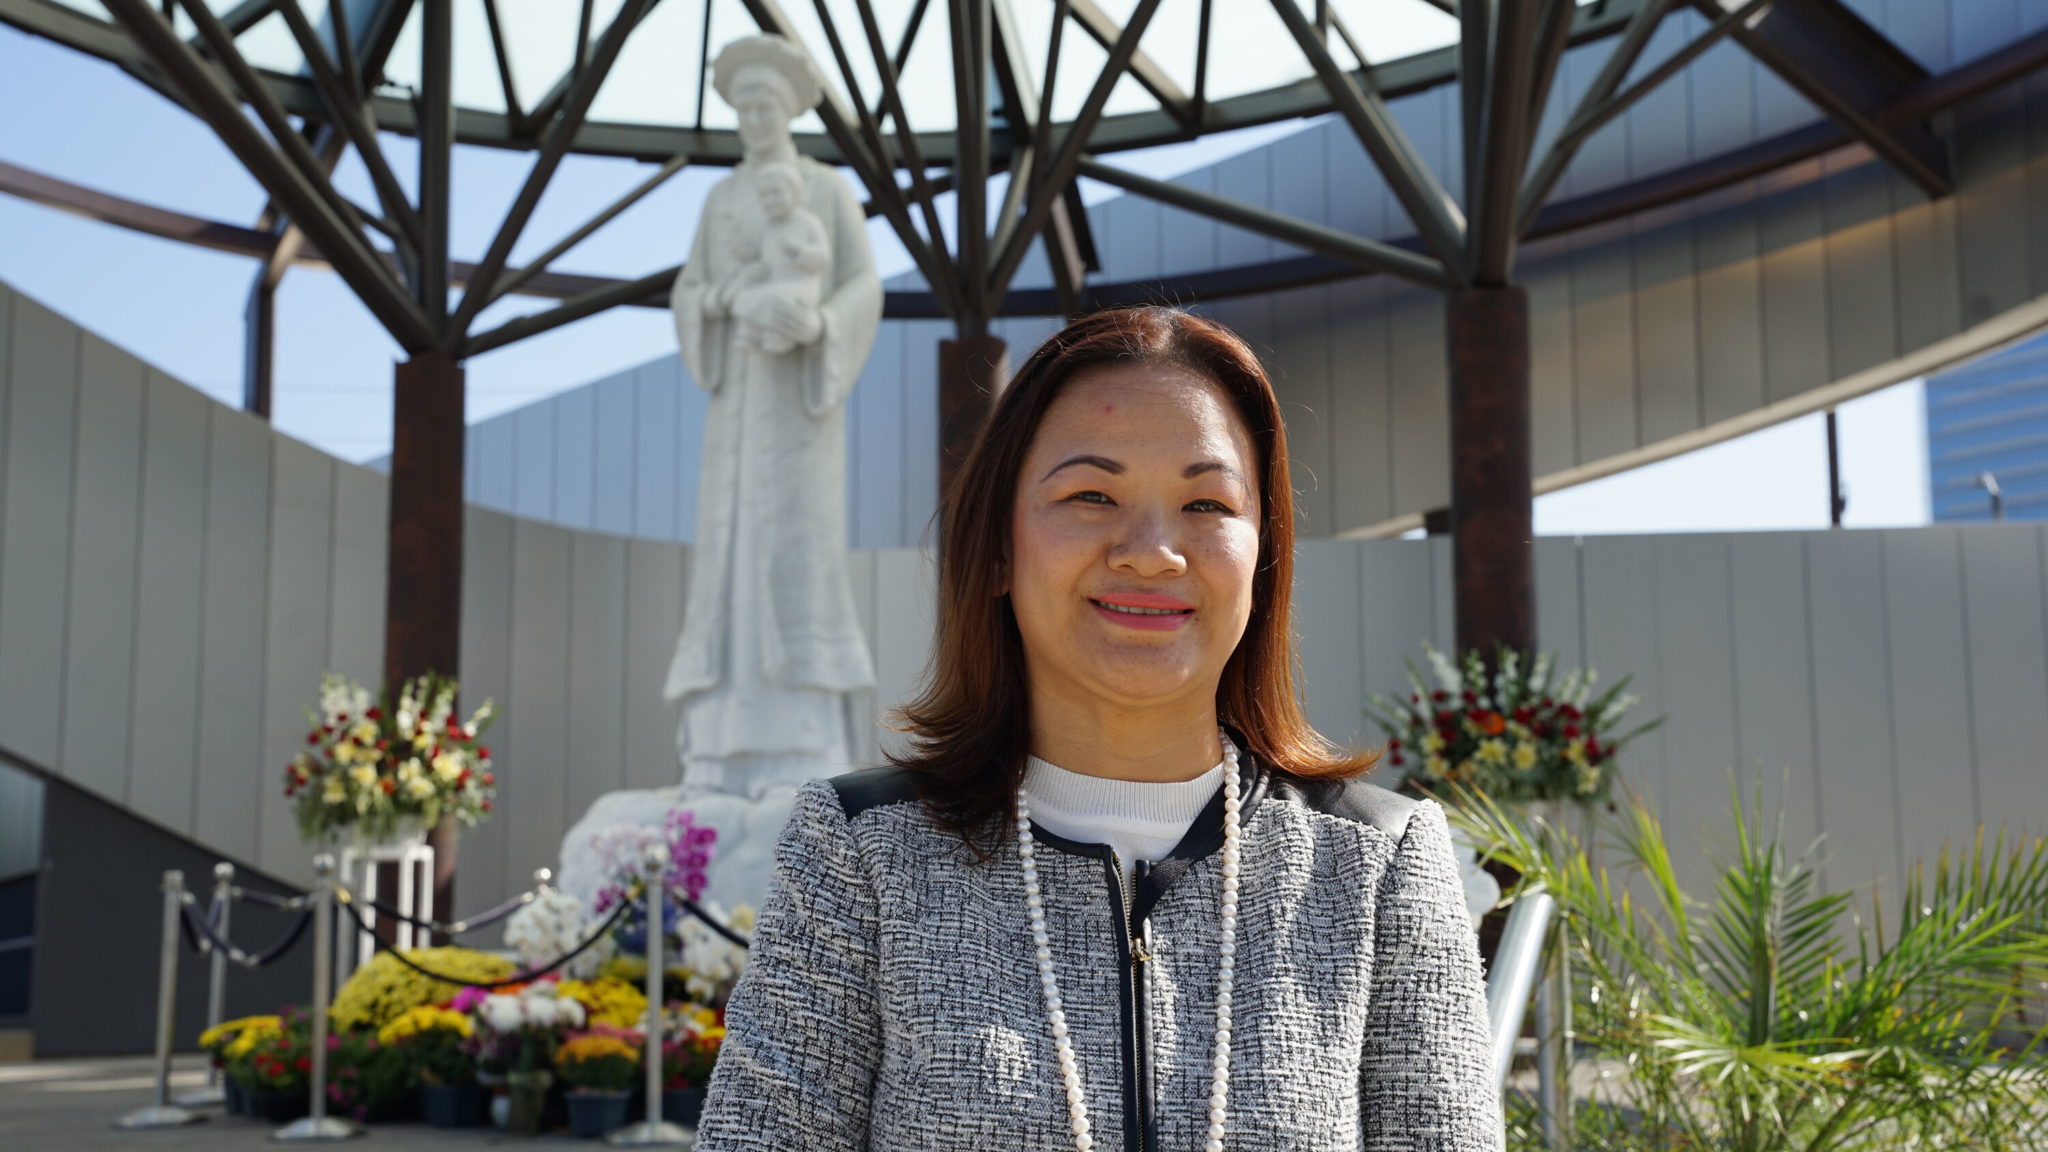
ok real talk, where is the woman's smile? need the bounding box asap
[1088,591,1196,631]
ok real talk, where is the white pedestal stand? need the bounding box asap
[335,833,435,982]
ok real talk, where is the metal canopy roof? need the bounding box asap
[7,0,1630,163]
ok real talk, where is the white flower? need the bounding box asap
[478,995,524,1032]
[555,998,586,1029]
[1425,644,1463,695]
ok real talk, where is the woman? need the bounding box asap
[694,307,1502,1151]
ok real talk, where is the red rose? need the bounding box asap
[1388,752,1404,766]
[375,738,388,751]
[482,771,495,786]
[478,745,491,760]
[296,1055,310,1072]
[336,713,348,724]
[365,707,382,720]
[481,800,493,812]
[457,768,471,786]
[1386,737,1402,750]
[1431,690,1447,702]
[1563,724,1580,739]
[306,730,321,745]
[1460,690,1476,704]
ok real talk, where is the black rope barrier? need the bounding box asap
[353,888,538,937]
[336,895,633,988]
[229,884,316,912]
[679,896,752,950]
[178,896,315,969]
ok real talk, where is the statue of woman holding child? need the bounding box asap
[664,34,883,799]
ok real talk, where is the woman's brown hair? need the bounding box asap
[888,305,1375,849]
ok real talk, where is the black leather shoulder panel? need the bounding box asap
[826,764,924,820]
[1264,773,1421,840]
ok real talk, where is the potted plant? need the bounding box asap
[556,1033,641,1138]
[379,1004,482,1127]
[324,1030,415,1124]
[284,671,498,851]
[1454,782,2048,1152]
[198,1014,279,1116]
[468,983,587,1133]
[227,1010,313,1123]
[656,1002,728,1126]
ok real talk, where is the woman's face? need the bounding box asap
[1008,363,1261,716]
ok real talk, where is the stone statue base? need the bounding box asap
[554,784,802,917]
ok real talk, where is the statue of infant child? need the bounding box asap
[731,162,832,355]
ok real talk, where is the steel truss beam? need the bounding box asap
[989,0,1090,317]
[1687,0,1951,197]
[1268,0,1468,275]
[1066,0,1196,129]
[848,0,964,319]
[1075,157,1453,289]
[99,0,433,350]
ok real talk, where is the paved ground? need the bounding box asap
[0,1056,695,1151]
[3,1052,1614,1151]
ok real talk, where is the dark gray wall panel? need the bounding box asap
[632,360,681,540]
[0,293,77,769]
[566,532,629,826]
[1726,533,1824,870]
[1525,246,1579,478]
[60,334,145,802]
[1692,184,1768,428]
[327,461,386,688]
[555,384,597,530]
[1958,525,2048,833]
[1631,205,1702,445]
[1757,159,1831,405]
[1889,180,1965,355]
[1329,277,1393,529]
[506,518,571,889]
[1882,528,1983,871]
[457,507,515,908]
[514,401,556,520]
[193,408,272,862]
[1822,155,1901,381]
[1806,530,1903,900]
[1294,540,1365,750]
[1651,534,1740,892]
[870,549,934,763]
[1955,86,2033,327]
[1570,221,1639,464]
[623,538,685,792]
[257,437,335,882]
[127,370,210,835]
[1385,287,1448,516]
[593,371,637,535]
[473,412,517,512]
[1356,538,1436,715]
[1533,535,1583,670]
[1268,285,1334,535]
[1214,150,1273,269]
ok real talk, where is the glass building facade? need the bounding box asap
[1926,331,2048,523]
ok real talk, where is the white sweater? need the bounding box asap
[1021,752,1225,885]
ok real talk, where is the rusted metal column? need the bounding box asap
[384,350,466,934]
[1447,285,1534,658]
[938,331,1010,505]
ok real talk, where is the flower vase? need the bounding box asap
[504,1069,554,1135]
[349,815,430,857]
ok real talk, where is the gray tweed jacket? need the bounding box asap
[694,748,1504,1152]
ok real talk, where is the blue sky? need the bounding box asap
[0,21,1932,535]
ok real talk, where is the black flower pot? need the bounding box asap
[247,1086,310,1124]
[662,1087,707,1128]
[566,1090,632,1138]
[222,1078,248,1117]
[419,1081,487,1128]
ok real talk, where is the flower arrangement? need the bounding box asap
[504,887,614,979]
[590,811,719,953]
[199,1014,282,1067]
[325,1030,414,1121]
[226,1012,313,1093]
[376,1005,476,1087]
[466,982,588,1074]
[554,1033,640,1093]
[284,672,498,844]
[658,1002,727,1090]
[328,946,515,1032]
[1366,644,1660,805]
[555,978,649,1030]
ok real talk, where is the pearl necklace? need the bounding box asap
[1015,731,1241,1152]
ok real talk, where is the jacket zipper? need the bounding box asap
[1107,853,1151,1152]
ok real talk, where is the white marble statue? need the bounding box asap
[663,34,883,799]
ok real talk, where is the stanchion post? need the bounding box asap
[610,846,687,1146]
[273,854,361,1141]
[177,862,234,1107]
[114,870,206,1129]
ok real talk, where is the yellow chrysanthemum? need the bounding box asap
[555,977,649,1029]
[200,1014,280,1052]
[376,1005,473,1046]
[329,946,516,1031]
